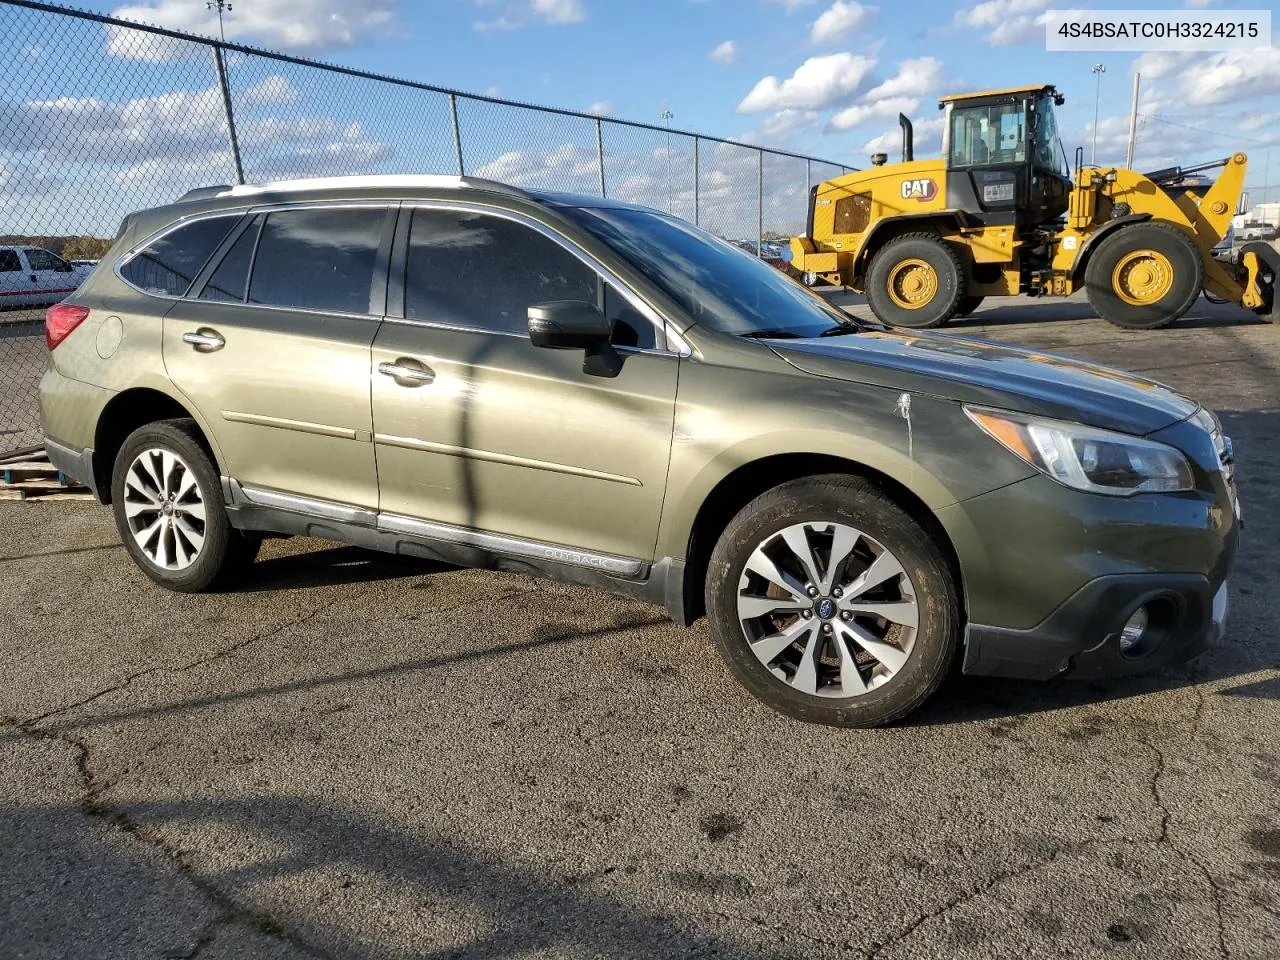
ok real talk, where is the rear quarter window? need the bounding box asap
[0,250,20,272]
[120,215,240,297]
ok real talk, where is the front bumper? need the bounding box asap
[963,572,1229,680]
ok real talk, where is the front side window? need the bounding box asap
[121,216,239,297]
[25,248,71,272]
[405,208,598,335]
[560,205,855,339]
[1031,96,1067,175]
[248,207,386,314]
[0,250,19,272]
[949,103,1026,167]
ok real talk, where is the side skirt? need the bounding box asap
[221,479,689,622]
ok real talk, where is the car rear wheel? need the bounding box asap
[864,234,965,329]
[705,475,960,727]
[111,419,259,592]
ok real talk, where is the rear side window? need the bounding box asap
[0,250,19,272]
[200,217,262,303]
[121,216,238,297]
[248,208,386,314]
[25,248,71,272]
[405,208,597,335]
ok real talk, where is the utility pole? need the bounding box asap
[206,0,232,41]
[1091,63,1106,164]
[1125,72,1140,169]
[661,109,674,214]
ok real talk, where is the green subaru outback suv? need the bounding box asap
[39,175,1239,726]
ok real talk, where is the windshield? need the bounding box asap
[1032,95,1067,175]
[559,205,856,338]
[949,102,1026,166]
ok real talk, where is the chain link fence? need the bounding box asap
[0,0,853,458]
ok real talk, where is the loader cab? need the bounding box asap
[941,84,1071,228]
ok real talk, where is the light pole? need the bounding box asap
[206,0,232,41]
[661,109,674,214]
[1091,63,1106,164]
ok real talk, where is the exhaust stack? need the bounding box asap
[899,113,914,163]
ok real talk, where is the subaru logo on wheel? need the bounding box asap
[817,598,837,620]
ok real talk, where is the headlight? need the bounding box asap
[965,407,1194,496]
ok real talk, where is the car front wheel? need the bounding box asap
[705,475,960,727]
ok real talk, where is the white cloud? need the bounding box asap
[952,0,1051,46]
[810,1,876,45]
[532,0,585,24]
[828,96,919,131]
[738,53,876,112]
[1143,48,1280,106]
[476,0,585,30]
[107,0,395,59]
[765,0,817,12]
[483,85,502,97]
[708,40,738,65]
[585,100,611,115]
[757,108,820,142]
[863,57,943,101]
[863,115,944,155]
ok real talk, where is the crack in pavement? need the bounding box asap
[24,595,348,727]
[3,719,331,960]
[861,733,1236,959]
[1143,738,1231,960]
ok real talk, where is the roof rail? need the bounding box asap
[178,174,532,201]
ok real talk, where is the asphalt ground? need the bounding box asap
[1,294,1277,959]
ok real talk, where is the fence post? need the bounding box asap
[595,118,606,198]
[693,136,700,226]
[757,150,764,257]
[450,94,465,175]
[806,159,812,192]
[211,46,244,184]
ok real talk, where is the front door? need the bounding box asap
[163,205,395,509]
[370,205,678,562]
[21,248,80,306]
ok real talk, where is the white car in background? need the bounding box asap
[0,246,94,308]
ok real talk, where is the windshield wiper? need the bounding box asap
[737,329,804,339]
[818,323,862,336]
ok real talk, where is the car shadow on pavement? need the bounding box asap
[232,545,450,594]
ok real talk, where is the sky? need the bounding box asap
[2,0,1278,237]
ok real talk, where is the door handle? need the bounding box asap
[182,329,225,352]
[378,358,435,386]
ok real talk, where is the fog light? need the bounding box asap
[1119,607,1149,653]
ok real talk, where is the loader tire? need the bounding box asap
[865,234,965,329]
[1085,222,1203,330]
[952,295,984,319]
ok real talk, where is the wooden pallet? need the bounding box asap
[0,451,93,502]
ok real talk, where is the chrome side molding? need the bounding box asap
[234,481,378,527]
[378,512,646,577]
[226,479,646,579]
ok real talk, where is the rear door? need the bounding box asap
[162,204,395,510]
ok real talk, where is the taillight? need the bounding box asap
[45,303,90,351]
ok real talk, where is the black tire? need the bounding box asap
[110,418,260,593]
[1084,222,1203,330]
[864,233,965,329]
[705,475,961,728]
[952,295,984,318]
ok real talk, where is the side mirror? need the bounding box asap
[528,300,611,349]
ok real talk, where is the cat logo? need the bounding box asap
[900,178,938,202]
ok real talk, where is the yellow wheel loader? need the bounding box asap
[789,83,1278,330]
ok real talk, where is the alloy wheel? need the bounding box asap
[736,521,919,697]
[122,447,206,570]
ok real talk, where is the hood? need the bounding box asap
[769,330,1198,436]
